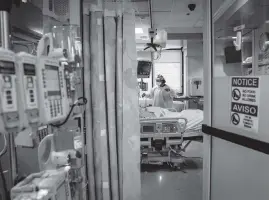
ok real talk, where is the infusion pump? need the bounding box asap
[36,56,68,124]
[0,48,19,131]
[16,52,39,124]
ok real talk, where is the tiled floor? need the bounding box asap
[141,141,203,200]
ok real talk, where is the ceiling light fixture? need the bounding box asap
[135,28,144,34]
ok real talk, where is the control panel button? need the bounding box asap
[7,100,12,104]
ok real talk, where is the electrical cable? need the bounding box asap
[0,133,7,157]
[169,146,203,159]
[0,132,10,200]
[50,97,88,127]
[0,160,10,200]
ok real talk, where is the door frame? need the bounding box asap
[202,0,212,199]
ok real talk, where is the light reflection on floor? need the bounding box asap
[141,141,203,200]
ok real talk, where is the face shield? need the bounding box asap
[156,79,161,86]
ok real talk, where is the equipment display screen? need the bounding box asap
[45,65,61,96]
[142,125,155,133]
[24,63,36,76]
[137,60,152,78]
[0,61,15,74]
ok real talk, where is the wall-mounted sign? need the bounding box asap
[230,77,260,133]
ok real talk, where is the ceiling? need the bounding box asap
[131,0,204,49]
[133,0,203,28]
[214,0,269,40]
[29,0,205,37]
[133,0,204,39]
[10,0,205,47]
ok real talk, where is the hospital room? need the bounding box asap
[1,0,269,200]
[136,1,204,199]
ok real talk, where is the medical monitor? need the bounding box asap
[36,57,68,124]
[137,60,152,78]
[224,46,242,64]
[23,63,36,75]
[0,48,20,131]
[17,52,39,124]
[0,60,15,74]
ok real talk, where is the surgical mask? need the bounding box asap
[156,82,161,86]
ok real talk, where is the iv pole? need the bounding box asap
[148,0,155,87]
[0,0,11,49]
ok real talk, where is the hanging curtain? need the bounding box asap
[83,5,140,200]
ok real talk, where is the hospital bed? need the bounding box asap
[139,98,185,112]
[139,107,203,169]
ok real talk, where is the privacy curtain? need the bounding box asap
[83,8,140,200]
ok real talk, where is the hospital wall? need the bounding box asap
[186,40,242,77]
[210,77,269,200]
[186,40,203,96]
[186,40,243,95]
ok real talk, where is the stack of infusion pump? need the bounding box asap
[0,47,70,139]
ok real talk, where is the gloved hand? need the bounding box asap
[142,93,146,98]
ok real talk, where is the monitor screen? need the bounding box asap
[224,46,242,64]
[45,65,61,96]
[142,125,155,133]
[0,61,15,74]
[24,63,36,76]
[137,60,152,78]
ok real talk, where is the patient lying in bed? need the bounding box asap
[139,107,203,131]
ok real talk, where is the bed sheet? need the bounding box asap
[139,98,185,112]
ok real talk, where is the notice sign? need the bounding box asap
[231,77,260,133]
